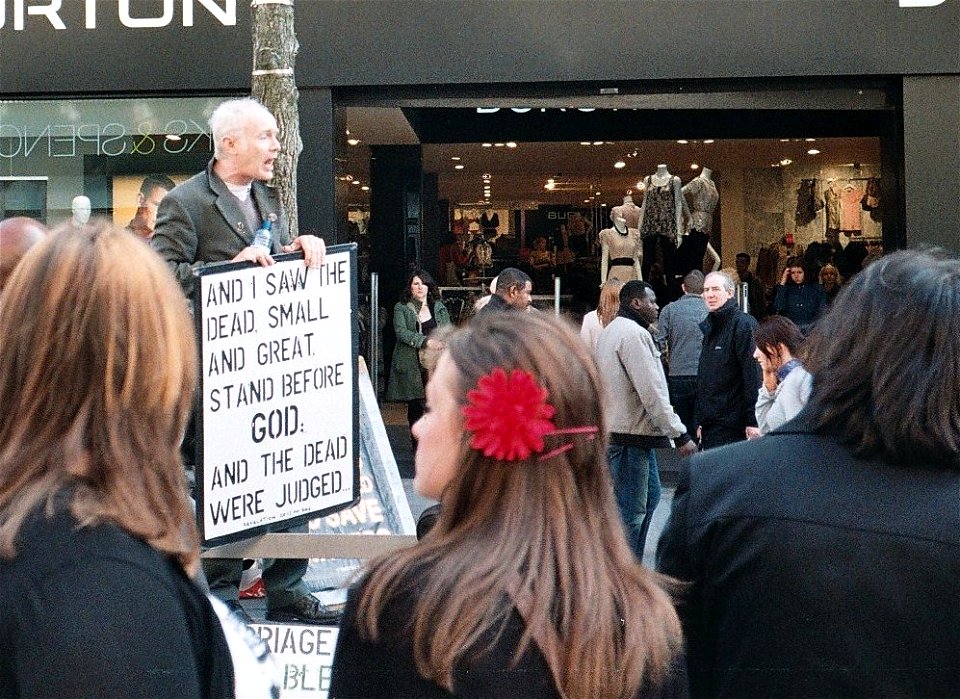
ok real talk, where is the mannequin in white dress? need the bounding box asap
[599,215,641,282]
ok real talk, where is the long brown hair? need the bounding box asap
[597,278,624,327]
[356,312,683,698]
[0,221,200,573]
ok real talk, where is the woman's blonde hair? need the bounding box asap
[597,278,624,327]
[0,221,200,573]
[356,312,682,698]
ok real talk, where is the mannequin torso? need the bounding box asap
[682,168,719,233]
[599,218,641,282]
[611,195,641,229]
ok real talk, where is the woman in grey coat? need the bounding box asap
[386,269,451,445]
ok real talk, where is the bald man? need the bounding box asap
[0,217,47,290]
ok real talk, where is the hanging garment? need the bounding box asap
[795,179,820,227]
[824,183,843,230]
[840,184,864,232]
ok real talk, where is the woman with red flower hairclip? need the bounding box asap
[331,313,688,698]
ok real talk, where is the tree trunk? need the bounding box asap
[251,0,300,238]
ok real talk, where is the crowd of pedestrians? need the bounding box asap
[1,96,958,698]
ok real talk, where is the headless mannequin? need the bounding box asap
[599,215,641,282]
[71,195,91,227]
[610,194,641,229]
[681,167,721,272]
[638,165,686,245]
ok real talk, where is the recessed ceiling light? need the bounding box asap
[451,156,461,161]
[703,139,715,144]
[780,158,793,166]
[779,138,791,143]
[807,149,821,155]
[482,143,492,147]
[691,163,700,170]
[593,141,603,146]
[805,138,817,142]
[494,143,505,147]
[677,139,689,144]
[482,173,491,179]
[347,138,361,146]
[361,186,369,191]
[614,161,626,169]
[506,142,517,148]
[584,199,591,203]
[454,164,464,170]
[352,180,361,185]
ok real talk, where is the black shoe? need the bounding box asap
[223,599,254,625]
[266,595,342,625]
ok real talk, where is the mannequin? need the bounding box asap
[71,195,91,227]
[599,215,641,282]
[638,165,686,245]
[638,165,687,295]
[610,193,641,229]
[679,167,722,277]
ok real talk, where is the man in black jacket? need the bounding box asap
[694,271,760,449]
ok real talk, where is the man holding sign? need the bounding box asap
[153,97,329,624]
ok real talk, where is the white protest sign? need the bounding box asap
[252,623,339,698]
[195,246,358,544]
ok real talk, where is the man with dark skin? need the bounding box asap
[0,217,48,291]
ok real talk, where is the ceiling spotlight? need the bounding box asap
[361,186,369,191]
[545,182,556,190]
[347,138,361,146]
[677,139,689,144]
[805,138,817,142]
[584,199,591,203]
[807,149,821,155]
[593,141,603,146]
[703,139,715,144]
[494,142,505,147]
[454,164,464,170]
[506,141,517,148]
[482,173,491,179]
[595,191,601,196]
[614,160,626,169]
[451,156,461,161]
[780,158,793,166]
[482,143,492,147]
[580,141,592,146]
[779,138,791,143]
[691,163,700,170]
[352,180,361,185]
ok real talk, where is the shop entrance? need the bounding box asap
[337,81,900,473]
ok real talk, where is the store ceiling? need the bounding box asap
[341,107,883,208]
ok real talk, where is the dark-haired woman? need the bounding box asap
[772,256,826,331]
[386,270,451,445]
[658,249,960,697]
[752,315,812,435]
[332,313,688,698]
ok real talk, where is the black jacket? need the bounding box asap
[694,299,759,429]
[656,412,960,698]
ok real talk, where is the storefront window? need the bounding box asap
[0,97,225,229]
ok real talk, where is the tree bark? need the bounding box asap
[251,0,300,238]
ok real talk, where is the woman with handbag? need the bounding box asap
[386,269,451,450]
[331,312,687,698]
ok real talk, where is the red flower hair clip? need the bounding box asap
[462,367,597,462]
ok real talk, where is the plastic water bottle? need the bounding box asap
[252,213,277,252]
